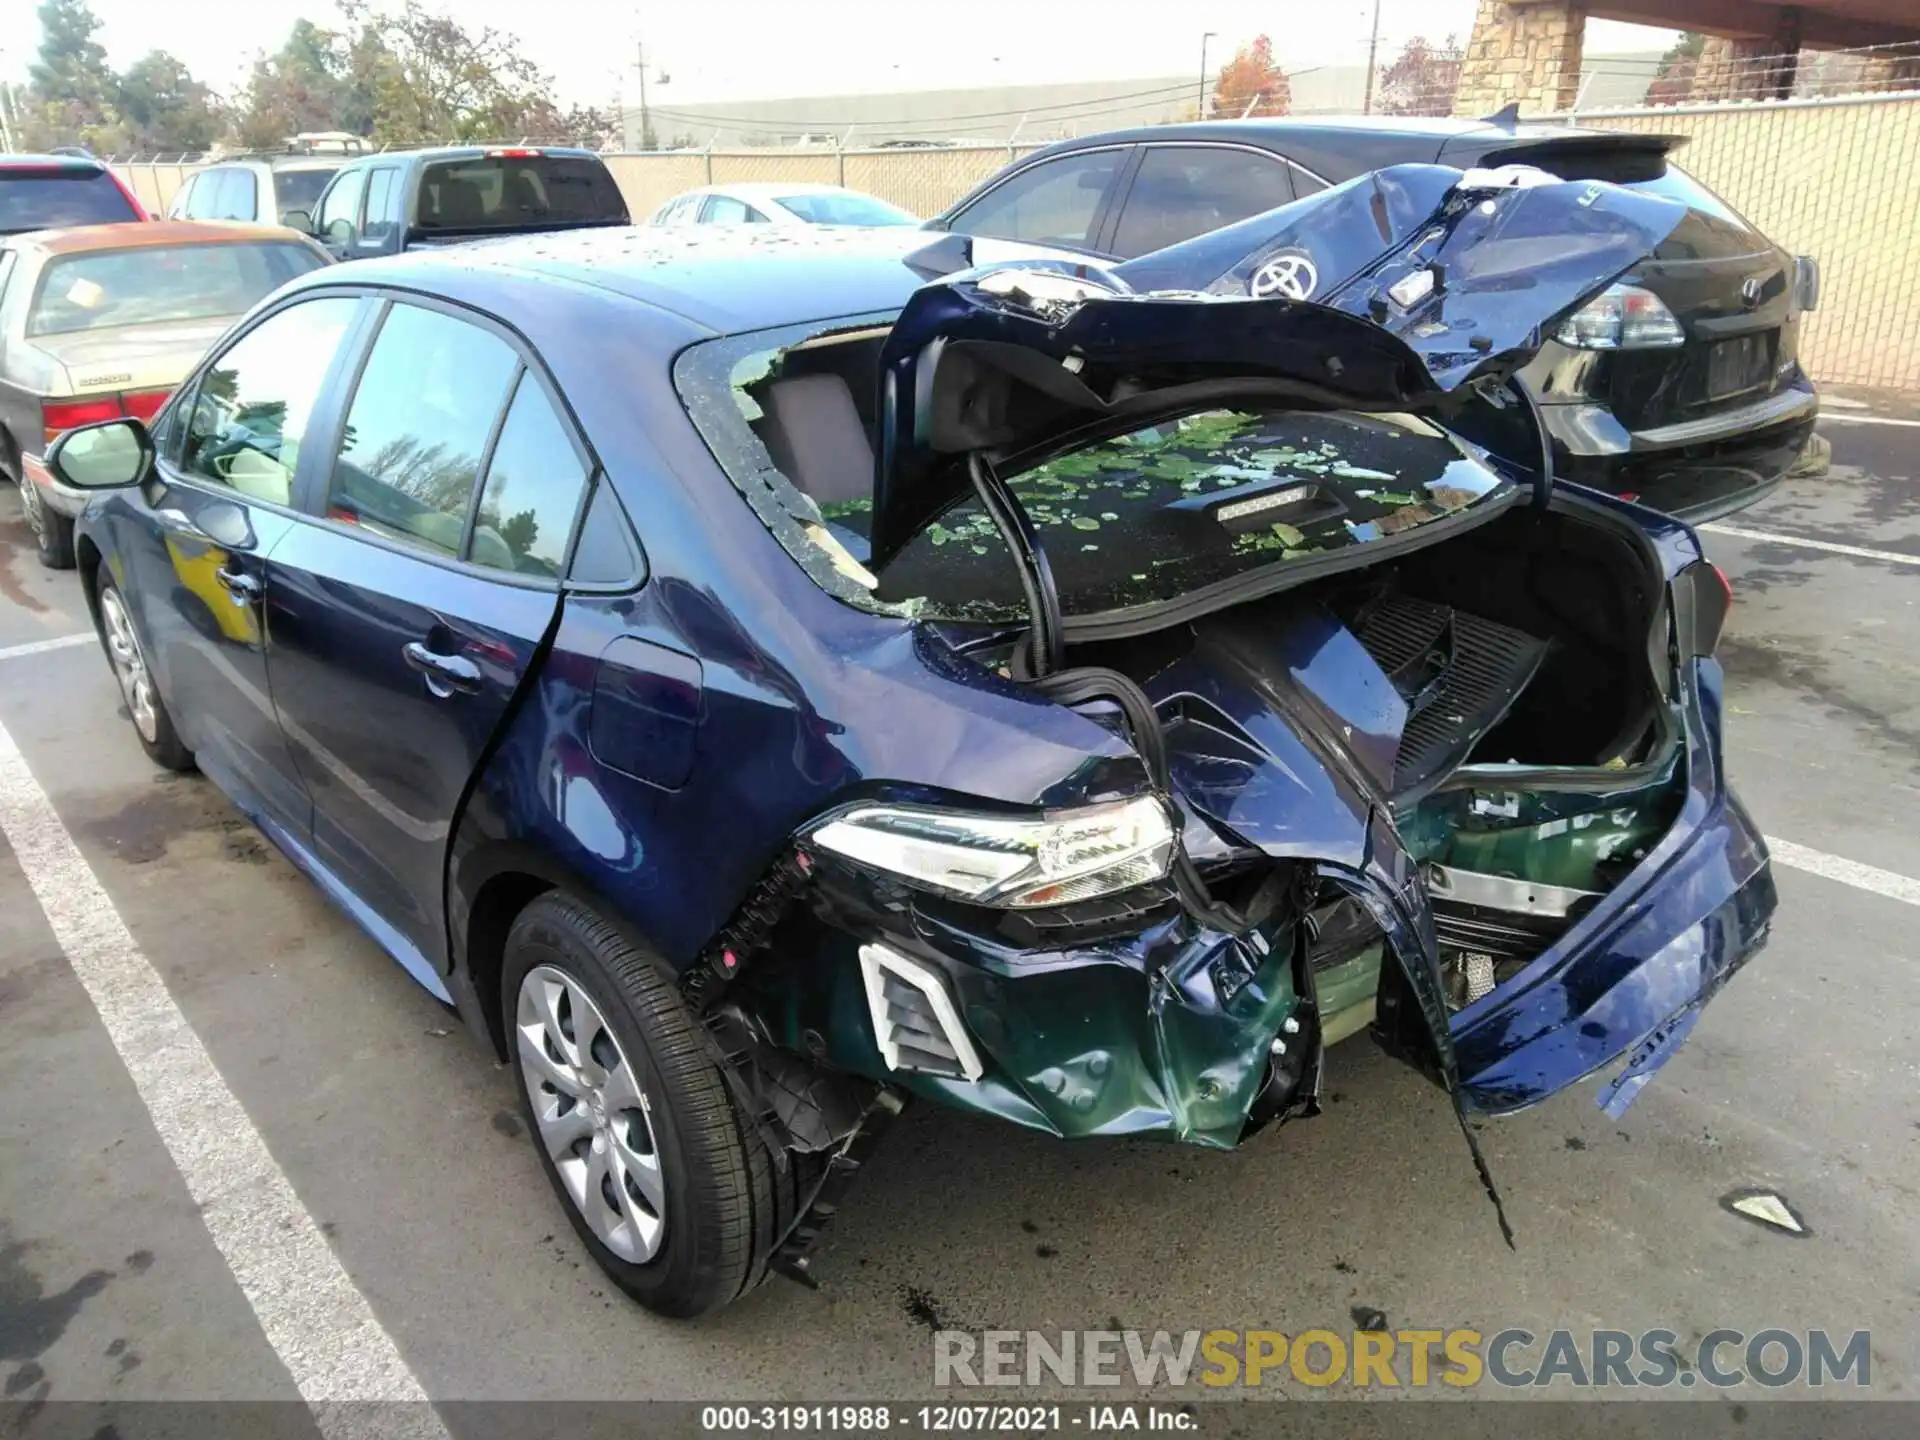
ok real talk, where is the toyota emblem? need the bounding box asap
[1249,250,1319,301]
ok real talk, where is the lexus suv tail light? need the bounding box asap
[1554,283,1686,350]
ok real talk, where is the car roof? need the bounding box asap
[0,153,111,172]
[6,220,311,255]
[297,223,997,336]
[348,145,604,165]
[999,115,1635,187]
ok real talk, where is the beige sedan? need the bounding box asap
[1,219,331,567]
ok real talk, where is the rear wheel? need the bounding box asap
[502,894,787,1318]
[97,581,194,772]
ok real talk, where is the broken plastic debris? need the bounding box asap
[1721,1189,1809,1236]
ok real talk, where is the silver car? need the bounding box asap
[1,219,331,567]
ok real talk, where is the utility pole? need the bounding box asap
[1198,32,1217,120]
[637,39,655,150]
[1362,0,1383,114]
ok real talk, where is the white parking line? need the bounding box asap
[1765,837,1920,908]
[1819,413,1920,428]
[0,632,94,663]
[0,718,449,1439]
[1702,523,1920,567]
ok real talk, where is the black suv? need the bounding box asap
[932,117,1826,521]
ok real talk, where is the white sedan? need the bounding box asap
[647,182,917,228]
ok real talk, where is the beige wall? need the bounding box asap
[114,95,1920,391]
[1580,93,1920,390]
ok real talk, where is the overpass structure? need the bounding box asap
[1456,0,1920,114]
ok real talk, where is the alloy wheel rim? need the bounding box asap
[100,590,160,743]
[515,963,666,1263]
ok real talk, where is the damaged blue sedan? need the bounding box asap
[55,161,1774,1317]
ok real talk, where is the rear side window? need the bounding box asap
[219,169,260,221]
[1110,147,1296,258]
[948,151,1124,250]
[702,195,767,224]
[0,168,141,232]
[179,296,359,506]
[416,156,628,231]
[326,303,518,558]
[361,168,403,245]
[27,242,326,336]
[469,375,590,577]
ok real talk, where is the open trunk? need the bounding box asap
[1041,494,1683,1036]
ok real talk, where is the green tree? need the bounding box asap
[339,0,564,146]
[21,0,129,151]
[119,51,221,152]
[231,19,359,149]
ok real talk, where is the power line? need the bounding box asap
[639,76,1209,132]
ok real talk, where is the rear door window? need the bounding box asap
[1110,146,1296,257]
[360,168,404,246]
[946,150,1126,251]
[178,296,360,506]
[0,167,141,233]
[220,169,261,221]
[324,302,519,558]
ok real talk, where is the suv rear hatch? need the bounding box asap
[1442,130,1804,435]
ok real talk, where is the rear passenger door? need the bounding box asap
[941,147,1133,254]
[264,296,595,978]
[1104,144,1298,258]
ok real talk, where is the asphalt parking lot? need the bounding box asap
[1,418,1916,1426]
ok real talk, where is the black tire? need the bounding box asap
[501,893,791,1318]
[95,580,195,772]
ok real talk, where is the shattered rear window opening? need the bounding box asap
[675,316,1513,624]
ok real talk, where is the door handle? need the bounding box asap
[403,641,482,696]
[215,567,261,602]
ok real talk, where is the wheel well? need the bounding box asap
[462,871,555,1059]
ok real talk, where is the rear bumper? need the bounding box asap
[1449,665,1774,1116]
[1539,381,1822,523]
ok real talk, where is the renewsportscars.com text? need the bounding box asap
[933,1328,1872,1390]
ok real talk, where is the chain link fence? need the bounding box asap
[107,71,1920,393]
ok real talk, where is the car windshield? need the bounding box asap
[27,242,326,336]
[415,156,627,229]
[0,169,141,234]
[777,192,916,226]
[274,167,338,213]
[677,316,1512,623]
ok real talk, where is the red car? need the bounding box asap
[0,153,151,236]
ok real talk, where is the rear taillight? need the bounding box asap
[1678,560,1732,657]
[121,388,172,424]
[1554,283,1686,351]
[42,396,124,446]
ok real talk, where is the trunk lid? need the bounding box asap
[869,164,1685,566]
[27,317,234,396]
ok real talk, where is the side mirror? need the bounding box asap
[280,208,314,235]
[46,417,154,491]
[325,218,355,247]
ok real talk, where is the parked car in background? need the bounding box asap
[50,165,1772,1317]
[932,117,1827,521]
[166,154,349,231]
[2,153,151,234]
[3,220,331,567]
[650,182,916,228]
[299,146,630,262]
